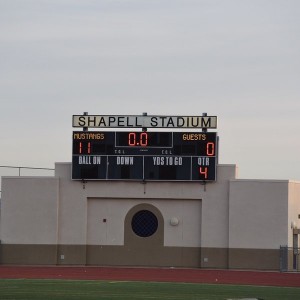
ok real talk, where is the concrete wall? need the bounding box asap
[1,177,59,244]
[55,163,236,246]
[1,162,298,270]
[86,198,202,247]
[200,164,237,268]
[53,163,237,267]
[0,177,59,264]
[228,180,289,269]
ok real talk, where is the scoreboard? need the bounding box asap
[72,131,217,181]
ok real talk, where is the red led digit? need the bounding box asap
[79,142,83,154]
[88,142,91,154]
[206,142,215,156]
[128,133,136,146]
[199,167,208,179]
[140,132,148,146]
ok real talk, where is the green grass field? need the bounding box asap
[0,279,300,300]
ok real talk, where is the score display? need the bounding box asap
[72,131,217,181]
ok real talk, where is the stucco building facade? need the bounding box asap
[1,162,299,270]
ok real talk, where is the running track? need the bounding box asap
[1,266,300,287]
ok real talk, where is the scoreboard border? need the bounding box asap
[71,130,218,182]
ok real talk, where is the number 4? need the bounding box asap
[199,167,208,179]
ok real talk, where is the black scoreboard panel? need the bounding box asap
[72,131,217,181]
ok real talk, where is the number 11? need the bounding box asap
[79,142,91,154]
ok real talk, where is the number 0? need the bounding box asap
[128,132,148,146]
[128,133,136,146]
[140,132,148,146]
[206,142,215,156]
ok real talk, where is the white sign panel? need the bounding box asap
[72,115,217,129]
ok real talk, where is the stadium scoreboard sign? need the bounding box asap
[72,114,217,129]
[72,114,218,181]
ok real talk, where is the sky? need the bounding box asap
[0,0,300,182]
